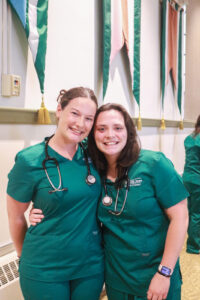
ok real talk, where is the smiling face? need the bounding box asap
[94,109,128,162]
[56,97,97,145]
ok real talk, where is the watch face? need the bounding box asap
[161,266,171,276]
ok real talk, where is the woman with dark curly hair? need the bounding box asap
[88,103,188,300]
[182,115,200,254]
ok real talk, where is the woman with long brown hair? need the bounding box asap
[88,103,188,300]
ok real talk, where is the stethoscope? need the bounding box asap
[102,169,130,216]
[42,135,96,194]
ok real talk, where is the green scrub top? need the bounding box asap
[98,149,188,297]
[182,133,200,185]
[7,140,104,282]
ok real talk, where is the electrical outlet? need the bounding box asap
[11,75,21,96]
[1,74,21,97]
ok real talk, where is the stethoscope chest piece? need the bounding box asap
[102,195,113,207]
[102,168,129,215]
[86,174,96,185]
[43,138,97,193]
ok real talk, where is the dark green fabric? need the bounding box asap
[183,134,200,253]
[182,134,200,185]
[7,141,104,281]
[184,182,200,254]
[103,0,111,98]
[133,0,141,107]
[20,272,104,300]
[25,0,29,37]
[35,0,49,93]
[177,8,183,114]
[161,0,167,110]
[106,284,181,300]
[98,150,188,297]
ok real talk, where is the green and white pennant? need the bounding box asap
[103,0,142,129]
[161,0,184,129]
[7,0,50,124]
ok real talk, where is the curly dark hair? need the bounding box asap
[57,87,98,109]
[193,115,200,137]
[88,103,141,179]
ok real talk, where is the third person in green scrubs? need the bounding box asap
[88,103,189,300]
[182,115,200,254]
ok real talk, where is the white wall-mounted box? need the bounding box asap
[1,74,21,97]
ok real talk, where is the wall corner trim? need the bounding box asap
[0,107,56,124]
[0,107,195,127]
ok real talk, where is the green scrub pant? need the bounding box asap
[20,272,104,300]
[106,284,181,300]
[184,182,200,254]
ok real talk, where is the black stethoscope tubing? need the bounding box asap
[102,169,130,216]
[42,135,96,194]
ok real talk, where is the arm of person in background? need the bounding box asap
[7,195,31,258]
[147,198,188,300]
[29,208,44,226]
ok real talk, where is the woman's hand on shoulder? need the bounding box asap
[147,272,170,300]
[29,208,44,226]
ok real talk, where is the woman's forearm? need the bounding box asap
[160,199,188,270]
[147,199,188,300]
[7,195,30,257]
[8,215,28,257]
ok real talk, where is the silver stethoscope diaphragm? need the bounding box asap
[102,169,130,216]
[43,136,96,193]
[102,195,113,206]
[86,174,96,185]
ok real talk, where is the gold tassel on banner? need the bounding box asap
[179,119,184,130]
[137,113,142,131]
[37,95,51,124]
[160,117,166,130]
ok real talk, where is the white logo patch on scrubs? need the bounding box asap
[129,178,142,187]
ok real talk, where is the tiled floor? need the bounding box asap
[101,242,200,300]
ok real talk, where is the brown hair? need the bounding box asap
[57,87,98,109]
[88,103,141,179]
[193,115,200,137]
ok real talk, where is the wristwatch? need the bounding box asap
[158,264,173,277]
